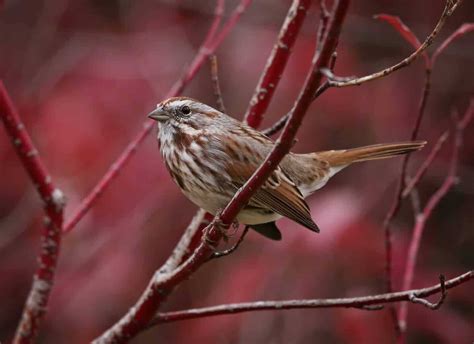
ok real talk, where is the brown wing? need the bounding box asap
[228,161,319,232]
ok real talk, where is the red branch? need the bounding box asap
[220,0,350,226]
[377,15,432,333]
[243,0,312,128]
[374,8,471,335]
[0,82,66,343]
[432,23,474,65]
[149,271,473,325]
[92,1,351,342]
[63,0,251,233]
[398,101,473,337]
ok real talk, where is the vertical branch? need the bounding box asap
[0,82,66,344]
[220,0,350,226]
[397,102,473,338]
[382,63,432,334]
[243,0,312,128]
[209,55,227,113]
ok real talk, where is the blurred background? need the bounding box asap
[0,0,473,343]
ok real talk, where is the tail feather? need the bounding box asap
[316,141,426,167]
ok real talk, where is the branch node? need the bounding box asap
[409,274,447,310]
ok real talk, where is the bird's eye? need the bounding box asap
[180,105,191,115]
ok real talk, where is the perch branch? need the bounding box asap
[93,1,350,342]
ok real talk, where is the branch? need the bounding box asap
[398,101,473,335]
[149,271,473,325]
[374,13,434,334]
[62,0,250,233]
[219,0,350,227]
[402,130,450,198]
[92,1,350,342]
[209,55,227,113]
[243,0,312,128]
[328,0,461,87]
[0,82,66,343]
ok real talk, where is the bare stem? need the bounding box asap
[329,0,461,87]
[0,82,66,343]
[398,101,473,336]
[149,271,473,326]
[209,55,227,113]
[244,0,312,128]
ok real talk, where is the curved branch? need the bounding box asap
[329,0,461,87]
[149,271,473,325]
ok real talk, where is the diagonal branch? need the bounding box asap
[328,0,461,87]
[243,0,312,128]
[398,101,473,335]
[0,82,66,343]
[149,271,473,325]
[92,1,351,342]
[62,0,251,233]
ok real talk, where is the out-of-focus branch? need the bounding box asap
[160,209,207,274]
[402,131,450,198]
[149,271,473,325]
[93,2,350,342]
[0,82,66,343]
[62,0,252,233]
[243,0,312,128]
[218,0,350,229]
[398,101,473,336]
[209,55,227,113]
[372,9,471,335]
[328,0,461,88]
[432,23,474,65]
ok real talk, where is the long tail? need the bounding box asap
[316,141,426,167]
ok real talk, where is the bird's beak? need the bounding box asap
[148,107,169,122]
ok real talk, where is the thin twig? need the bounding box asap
[398,101,473,335]
[0,82,66,343]
[328,0,461,87]
[316,0,330,52]
[402,130,450,198]
[149,271,473,325]
[209,55,227,113]
[408,275,447,310]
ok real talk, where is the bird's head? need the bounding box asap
[148,97,226,132]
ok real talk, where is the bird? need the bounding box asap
[148,97,425,240]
